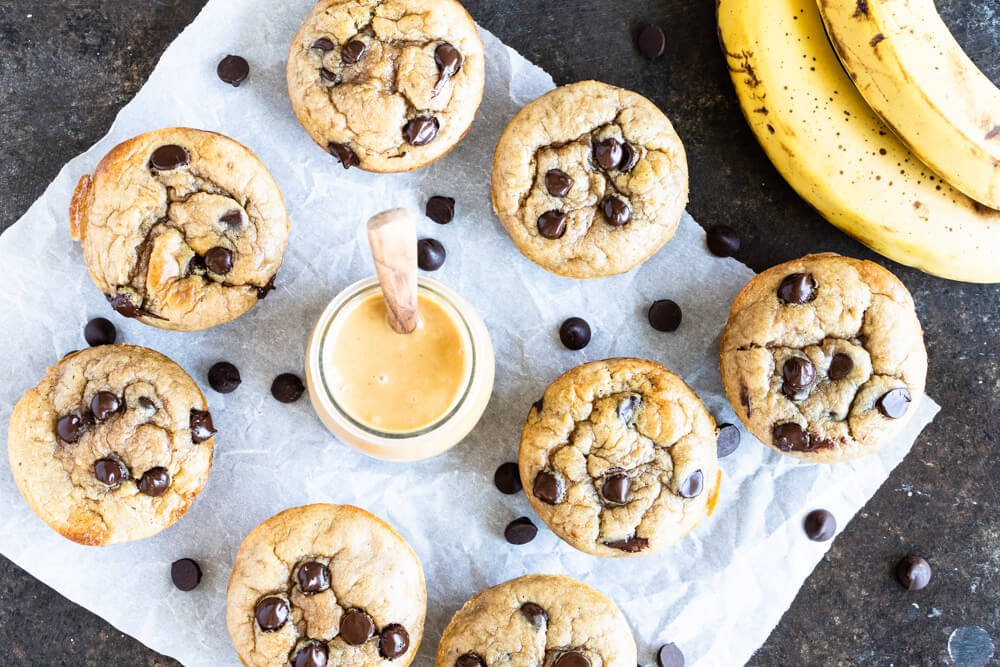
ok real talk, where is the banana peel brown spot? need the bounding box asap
[986,125,1000,140]
[852,0,869,17]
[869,33,884,48]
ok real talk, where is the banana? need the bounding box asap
[817,0,1000,210]
[717,0,1000,283]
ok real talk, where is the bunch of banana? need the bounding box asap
[717,0,1000,283]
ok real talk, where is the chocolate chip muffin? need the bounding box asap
[491,80,688,278]
[70,127,290,331]
[226,504,426,667]
[519,358,720,558]
[6,345,215,546]
[436,574,637,666]
[287,0,486,173]
[720,253,928,463]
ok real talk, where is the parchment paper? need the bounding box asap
[0,1,939,665]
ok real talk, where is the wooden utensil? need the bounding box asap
[366,208,419,334]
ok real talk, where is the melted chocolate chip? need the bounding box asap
[456,654,486,667]
[91,391,121,421]
[271,373,305,403]
[706,225,740,257]
[204,247,233,274]
[504,517,538,545]
[521,602,548,626]
[109,293,139,318]
[678,470,704,498]
[532,470,561,504]
[559,317,591,350]
[896,555,931,590]
[434,42,463,90]
[328,142,359,169]
[403,116,439,146]
[494,462,522,495]
[320,67,337,83]
[187,254,207,275]
[84,317,116,347]
[217,55,250,87]
[828,353,854,380]
[783,357,816,389]
[532,396,544,413]
[255,596,290,631]
[545,169,573,197]
[617,394,640,424]
[311,37,335,52]
[138,467,171,497]
[804,509,836,541]
[138,396,156,411]
[773,422,810,451]
[378,624,409,659]
[618,143,639,172]
[537,210,567,239]
[638,24,667,59]
[426,196,455,224]
[878,388,911,419]
[417,238,446,271]
[593,137,623,170]
[740,384,752,417]
[716,423,741,458]
[602,472,632,504]
[340,609,375,645]
[256,275,276,299]
[94,458,127,487]
[171,558,202,592]
[208,361,241,393]
[341,40,366,64]
[190,409,216,443]
[601,196,632,226]
[657,643,685,667]
[292,642,328,667]
[297,560,330,594]
[57,414,86,443]
[149,145,189,171]
[777,273,817,304]
[648,299,682,332]
[604,536,649,553]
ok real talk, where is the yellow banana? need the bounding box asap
[717,0,1000,283]
[817,0,1000,209]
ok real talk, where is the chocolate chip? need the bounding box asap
[555,653,590,667]
[678,470,704,498]
[187,254,206,275]
[327,141,359,169]
[537,210,567,239]
[648,299,682,332]
[896,555,931,591]
[208,361,241,394]
[716,423,741,458]
[255,596,290,631]
[297,560,330,594]
[311,37,335,52]
[217,55,249,86]
[593,137,623,170]
[783,357,816,388]
[91,391,121,421]
[504,517,538,545]
[94,458,127,487]
[773,422,810,451]
[435,42,463,80]
[601,196,632,226]
[417,238,446,271]
[57,414,86,443]
[272,373,305,403]
[617,394,640,424]
[532,470,561,504]
[456,654,486,667]
[604,536,650,553]
[138,467,171,497]
[777,273,817,304]
[138,396,156,411]
[190,409,216,443]
[520,602,548,626]
[706,225,740,257]
[878,388,911,419]
[426,196,455,224]
[150,145,189,171]
[108,293,136,316]
[494,462,522,494]
[532,396,544,413]
[602,473,632,504]
[403,116,439,146]
[171,558,202,592]
[618,143,639,172]
[740,384,752,417]
[204,247,233,274]
[341,40,366,64]
[63,350,79,359]
[256,274,277,299]
[292,641,328,667]
[320,67,337,83]
[340,609,375,645]
[638,24,666,59]
[545,169,573,197]
[559,317,591,350]
[378,624,409,659]
[657,643,685,667]
[804,509,836,541]
[828,353,854,380]
[84,318,116,347]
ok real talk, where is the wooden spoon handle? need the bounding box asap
[366,208,418,334]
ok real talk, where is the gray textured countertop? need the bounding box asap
[1,0,998,664]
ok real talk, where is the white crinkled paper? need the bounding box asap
[0,1,938,665]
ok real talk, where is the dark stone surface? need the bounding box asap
[1,0,998,665]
